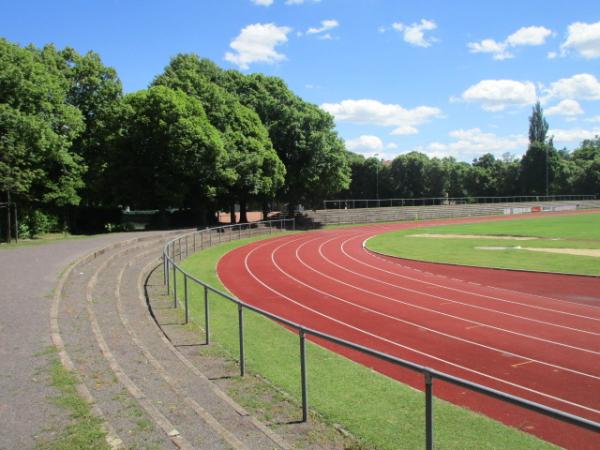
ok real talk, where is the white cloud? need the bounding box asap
[549,128,600,144]
[285,0,321,4]
[225,23,291,70]
[251,0,273,6]
[320,99,442,135]
[468,26,552,60]
[467,39,513,60]
[421,128,528,160]
[307,19,339,35]
[545,99,584,117]
[345,135,384,152]
[586,115,600,123]
[392,19,438,48]
[543,73,600,101]
[547,51,558,59]
[560,21,600,59]
[506,26,552,46]
[345,135,400,158]
[458,79,537,111]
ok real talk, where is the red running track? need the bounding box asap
[218,212,600,449]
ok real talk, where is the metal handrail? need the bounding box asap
[323,194,598,210]
[161,218,600,449]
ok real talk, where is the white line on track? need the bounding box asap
[290,236,600,371]
[239,236,600,417]
[354,236,600,321]
[361,235,600,314]
[316,235,600,337]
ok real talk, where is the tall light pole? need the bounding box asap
[374,153,380,207]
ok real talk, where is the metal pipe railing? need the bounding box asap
[323,194,598,210]
[162,218,600,449]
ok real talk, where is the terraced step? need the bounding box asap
[54,233,290,449]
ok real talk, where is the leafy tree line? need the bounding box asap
[337,103,600,202]
[0,38,350,235]
[1,36,598,238]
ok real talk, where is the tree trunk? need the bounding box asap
[6,191,12,243]
[239,199,248,224]
[229,203,236,224]
[262,201,270,221]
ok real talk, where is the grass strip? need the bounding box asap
[368,213,600,276]
[39,349,109,450]
[179,234,556,449]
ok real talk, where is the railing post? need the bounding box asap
[184,274,189,324]
[163,253,167,285]
[209,229,212,247]
[239,224,241,240]
[300,330,308,422]
[165,255,170,294]
[424,371,434,450]
[172,264,177,308]
[238,304,245,377]
[203,285,210,344]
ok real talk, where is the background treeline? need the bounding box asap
[0,38,350,235]
[340,103,600,201]
[1,37,598,237]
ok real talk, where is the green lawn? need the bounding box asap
[178,233,556,450]
[367,213,600,276]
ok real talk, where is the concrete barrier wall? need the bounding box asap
[302,200,600,226]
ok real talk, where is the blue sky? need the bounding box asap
[1,0,599,162]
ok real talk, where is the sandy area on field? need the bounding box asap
[523,247,600,257]
[408,233,542,240]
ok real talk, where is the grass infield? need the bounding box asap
[367,213,600,276]
[179,233,556,449]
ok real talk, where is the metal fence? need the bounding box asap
[323,194,598,210]
[162,218,600,449]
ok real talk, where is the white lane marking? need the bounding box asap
[290,236,600,375]
[315,235,600,338]
[239,236,600,417]
[361,236,600,314]
[353,236,600,322]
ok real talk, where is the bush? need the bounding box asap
[23,210,61,238]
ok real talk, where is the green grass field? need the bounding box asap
[367,213,600,276]
[179,233,556,450]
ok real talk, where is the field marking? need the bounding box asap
[512,360,535,368]
[354,236,600,322]
[289,236,600,373]
[362,236,600,313]
[301,236,600,354]
[238,236,600,418]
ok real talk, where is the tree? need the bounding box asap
[389,152,430,198]
[60,47,124,206]
[528,101,549,145]
[0,39,85,210]
[522,102,554,195]
[154,54,285,222]
[219,71,351,210]
[111,86,227,216]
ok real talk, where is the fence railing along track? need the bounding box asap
[323,194,598,210]
[162,218,600,450]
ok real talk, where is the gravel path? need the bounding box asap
[0,232,166,450]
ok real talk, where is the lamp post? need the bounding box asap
[374,153,380,207]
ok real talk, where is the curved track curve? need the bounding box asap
[218,212,600,449]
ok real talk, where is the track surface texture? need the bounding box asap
[218,211,600,449]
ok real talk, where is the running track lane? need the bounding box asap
[218,212,600,449]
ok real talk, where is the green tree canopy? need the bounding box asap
[0,39,85,207]
[111,85,226,211]
[153,54,285,221]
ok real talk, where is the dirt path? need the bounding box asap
[0,232,164,449]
